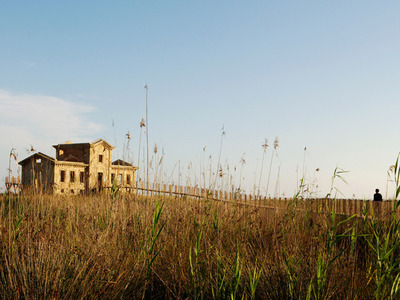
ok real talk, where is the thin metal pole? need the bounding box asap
[145,84,149,193]
[8,150,12,193]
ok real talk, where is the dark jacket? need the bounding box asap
[374,193,383,201]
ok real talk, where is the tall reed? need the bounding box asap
[3,159,400,299]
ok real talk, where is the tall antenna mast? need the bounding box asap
[145,83,149,192]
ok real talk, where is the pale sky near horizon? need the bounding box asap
[1,1,400,199]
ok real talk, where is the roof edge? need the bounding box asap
[91,138,115,149]
[18,152,55,165]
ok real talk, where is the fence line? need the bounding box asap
[8,178,395,219]
[135,182,397,218]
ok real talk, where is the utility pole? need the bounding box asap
[145,84,149,193]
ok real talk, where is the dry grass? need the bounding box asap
[0,191,394,299]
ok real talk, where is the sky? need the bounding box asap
[1,1,400,199]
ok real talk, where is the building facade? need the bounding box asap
[19,139,138,194]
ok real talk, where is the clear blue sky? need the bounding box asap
[1,1,400,199]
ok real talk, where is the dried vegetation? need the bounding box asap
[1,188,399,299]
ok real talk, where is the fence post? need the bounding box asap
[340,199,347,216]
[334,199,338,215]
[348,200,352,216]
[346,200,350,215]
[325,198,329,214]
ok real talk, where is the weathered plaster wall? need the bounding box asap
[111,166,137,188]
[88,143,113,190]
[54,162,87,194]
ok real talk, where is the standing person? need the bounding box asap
[374,189,383,201]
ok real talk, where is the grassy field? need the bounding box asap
[1,190,400,299]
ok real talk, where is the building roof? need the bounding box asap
[91,138,115,149]
[21,139,126,167]
[52,142,90,149]
[112,159,139,170]
[53,139,115,150]
[52,138,115,150]
[112,159,133,166]
[19,152,55,165]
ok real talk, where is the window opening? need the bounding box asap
[118,174,122,185]
[70,171,75,183]
[80,172,84,183]
[111,173,115,184]
[99,155,103,163]
[60,170,65,182]
[127,175,131,185]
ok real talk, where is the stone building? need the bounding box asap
[18,139,138,194]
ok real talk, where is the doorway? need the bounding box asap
[97,172,103,191]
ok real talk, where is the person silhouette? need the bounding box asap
[374,189,383,201]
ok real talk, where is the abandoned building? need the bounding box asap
[18,139,138,194]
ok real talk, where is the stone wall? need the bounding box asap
[88,142,113,190]
[111,165,136,188]
[54,162,87,194]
